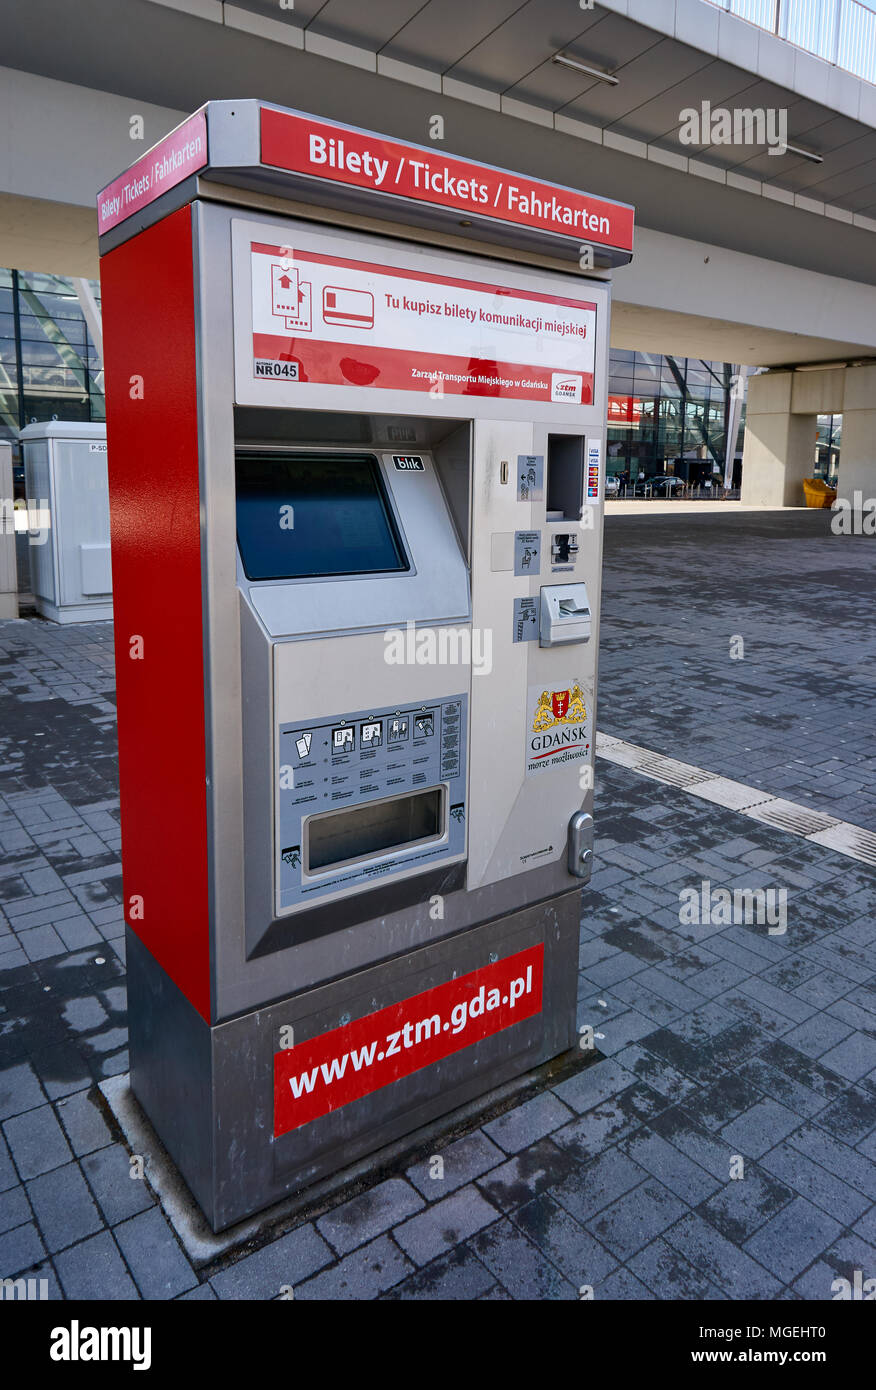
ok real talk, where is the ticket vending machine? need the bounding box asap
[99,102,634,1230]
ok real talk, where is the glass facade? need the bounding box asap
[708,0,876,85]
[0,268,104,456]
[606,350,747,494]
[815,414,842,484]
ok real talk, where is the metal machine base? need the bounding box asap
[127,892,580,1232]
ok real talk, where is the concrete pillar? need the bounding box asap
[741,372,817,507]
[836,364,876,508]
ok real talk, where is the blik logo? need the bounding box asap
[551,373,582,404]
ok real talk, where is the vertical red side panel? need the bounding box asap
[101,206,211,1021]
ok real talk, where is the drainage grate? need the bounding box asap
[808,822,876,867]
[596,733,876,869]
[632,753,712,790]
[746,799,840,837]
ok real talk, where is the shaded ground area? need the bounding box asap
[600,510,876,832]
[0,544,874,1298]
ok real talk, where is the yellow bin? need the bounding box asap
[803,478,837,509]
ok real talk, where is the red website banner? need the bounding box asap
[274,944,544,1136]
[261,108,634,253]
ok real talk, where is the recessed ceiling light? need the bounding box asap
[552,52,619,86]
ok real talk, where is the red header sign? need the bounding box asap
[261,108,635,254]
[274,944,543,1135]
[97,111,208,235]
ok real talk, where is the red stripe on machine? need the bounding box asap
[274,945,544,1136]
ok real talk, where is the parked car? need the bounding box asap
[604,475,621,496]
[633,474,685,497]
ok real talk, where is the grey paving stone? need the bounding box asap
[649,1107,739,1182]
[471,1216,577,1299]
[476,1137,578,1213]
[820,1032,876,1084]
[295,1233,413,1300]
[211,1223,333,1299]
[316,1178,425,1256]
[593,1265,655,1299]
[113,1207,198,1299]
[384,1244,496,1300]
[26,1160,103,1253]
[761,1141,872,1227]
[552,1148,647,1226]
[16,926,66,962]
[0,1184,30,1235]
[791,1258,854,1301]
[621,1127,721,1206]
[585,954,648,989]
[2,1102,72,1178]
[178,1282,216,1300]
[698,1162,795,1245]
[629,1235,728,1300]
[552,1082,667,1163]
[392,1185,498,1266]
[684,1073,765,1133]
[635,1028,724,1085]
[551,1057,636,1113]
[0,1061,45,1121]
[719,1098,801,1158]
[814,1086,876,1147]
[786,1123,876,1201]
[512,1192,617,1287]
[592,1008,658,1055]
[54,1230,138,1300]
[611,1044,698,1104]
[743,1196,843,1281]
[662,1211,783,1300]
[0,1220,45,1277]
[55,1088,112,1156]
[586,1179,688,1261]
[736,1057,833,1121]
[405,1130,504,1201]
[81,1144,155,1224]
[482,1092,573,1154]
[757,1040,849,1104]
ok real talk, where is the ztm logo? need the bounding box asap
[551,373,582,403]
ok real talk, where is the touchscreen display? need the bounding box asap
[236,451,409,580]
